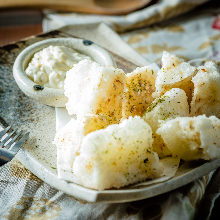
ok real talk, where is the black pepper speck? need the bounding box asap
[144,158,149,163]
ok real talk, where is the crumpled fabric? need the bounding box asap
[43,0,209,32]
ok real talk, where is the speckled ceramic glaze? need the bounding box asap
[13,38,115,107]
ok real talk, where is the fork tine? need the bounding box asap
[11,132,29,153]
[0,126,11,139]
[4,129,20,149]
[0,129,16,148]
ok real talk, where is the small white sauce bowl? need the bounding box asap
[13,38,115,107]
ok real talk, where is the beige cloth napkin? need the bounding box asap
[43,0,209,32]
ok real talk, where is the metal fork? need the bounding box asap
[0,126,29,166]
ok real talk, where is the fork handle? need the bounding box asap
[0,158,7,166]
[0,149,14,166]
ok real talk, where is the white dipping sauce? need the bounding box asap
[25,45,91,89]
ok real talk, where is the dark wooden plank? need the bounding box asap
[0,24,43,46]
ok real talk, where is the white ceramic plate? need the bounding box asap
[6,34,220,203]
[15,75,220,203]
[17,140,220,203]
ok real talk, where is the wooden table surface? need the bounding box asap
[0,9,43,46]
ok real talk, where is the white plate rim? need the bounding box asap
[17,149,220,203]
